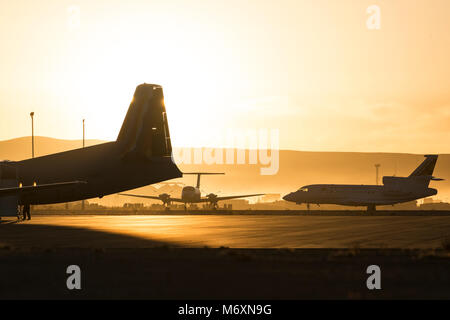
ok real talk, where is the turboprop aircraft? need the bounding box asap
[0,83,182,218]
[120,172,264,210]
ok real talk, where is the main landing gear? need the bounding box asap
[367,205,376,214]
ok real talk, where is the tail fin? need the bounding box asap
[117,84,173,160]
[383,155,442,190]
[183,172,225,188]
[409,155,438,177]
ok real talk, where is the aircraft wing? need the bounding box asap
[119,193,184,203]
[0,181,87,197]
[198,193,265,202]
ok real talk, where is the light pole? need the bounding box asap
[81,118,85,211]
[30,112,35,158]
[375,164,380,185]
[82,118,85,148]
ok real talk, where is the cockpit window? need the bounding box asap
[298,187,308,192]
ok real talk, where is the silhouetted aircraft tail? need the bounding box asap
[117,84,173,160]
[183,172,225,188]
[383,155,443,190]
[409,155,439,178]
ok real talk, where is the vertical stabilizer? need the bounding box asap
[409,155,438,177]
[117,84,173,160]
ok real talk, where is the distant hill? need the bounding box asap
[1,136,449,206]
[0,136,105,161]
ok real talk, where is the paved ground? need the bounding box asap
[1,214,450,299]
[1,214,450,248]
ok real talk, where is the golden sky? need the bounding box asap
[0,0,449,153]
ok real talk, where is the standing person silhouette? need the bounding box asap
[23,204,31,220]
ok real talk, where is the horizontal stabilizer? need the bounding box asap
[182,172,225,189]
[182,172,225,175]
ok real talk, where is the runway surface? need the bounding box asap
[2,214,450,248]
[2,214,450,299]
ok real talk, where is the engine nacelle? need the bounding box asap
[383,175,433,192]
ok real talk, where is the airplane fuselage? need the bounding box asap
[283,184,437,207]
[180,186,201,203]
[10,142,181,205]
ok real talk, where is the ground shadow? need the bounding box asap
[1,222,450,299]
[0,221,175,248]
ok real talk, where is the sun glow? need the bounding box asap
[0,1,449,153]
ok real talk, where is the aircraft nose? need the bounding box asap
[283,192,294,201]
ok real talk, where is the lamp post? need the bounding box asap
[81,118,85,211]
[82,118,85,148]
[30,112,35,158]
[375,164,380,185]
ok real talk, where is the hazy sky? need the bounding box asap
[0,0,449,153]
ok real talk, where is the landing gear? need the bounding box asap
[22,204,31,220]
[184,204,187,212]
[17,205,23,220]
[306,203,310,211]
[367,205,376,214]
[163,202,171,211]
